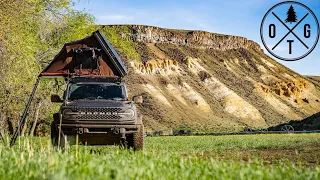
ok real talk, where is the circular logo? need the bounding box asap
[260,1,319,61]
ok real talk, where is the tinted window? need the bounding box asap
[68,83,124,100]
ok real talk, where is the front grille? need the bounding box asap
[69,107,124,120]
[76,114,121,120]
[74,107,121,113]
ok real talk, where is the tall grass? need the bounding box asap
[0,134,319,180]
[147,134,320,152]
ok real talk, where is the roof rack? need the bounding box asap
[71,76,122,83]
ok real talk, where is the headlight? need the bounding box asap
[118,109,135,119]
[63,109,72,119]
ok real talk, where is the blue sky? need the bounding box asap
[73,0,320,76]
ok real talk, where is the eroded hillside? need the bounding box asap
[106,25,320,133]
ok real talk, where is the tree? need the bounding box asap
[0,0,95,136]
[285,5,297,24]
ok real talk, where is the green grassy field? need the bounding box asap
[0,134,320,180]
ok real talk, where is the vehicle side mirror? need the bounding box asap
[51,94,63,103]
[132,95,143,104]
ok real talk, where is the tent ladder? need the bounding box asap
[10,77,40,146]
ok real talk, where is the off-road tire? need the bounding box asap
[133,124,144,151]
[126,124,144,151]
[53,113,60,124]
[50,122,58,146]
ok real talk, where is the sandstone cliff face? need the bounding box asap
[106,25,320,133]
[111,25,262,52]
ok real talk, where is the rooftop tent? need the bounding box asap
[40,30,128,78]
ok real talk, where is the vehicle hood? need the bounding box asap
[65,100,133,108]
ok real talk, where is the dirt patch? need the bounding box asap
[146,43,168,59]
[166,84,187,105]
[195,143,320,167]
[204,77,265,126]
[143,84,172,107]
[135,42,156,62]
[181,82,212,113]
[155,43,186,62]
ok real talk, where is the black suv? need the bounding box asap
[51,77,144,150]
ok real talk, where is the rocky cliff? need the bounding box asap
[105,25,320,133]
[110,25,262,51]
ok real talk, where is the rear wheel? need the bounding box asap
[50,122,58,146]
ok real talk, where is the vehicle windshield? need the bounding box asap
[68,83,125,100]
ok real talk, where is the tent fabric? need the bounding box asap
[40,30,127,78]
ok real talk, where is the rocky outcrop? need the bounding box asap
[109,25,263,51]
[260,78,311,104]
[131,59,179,74]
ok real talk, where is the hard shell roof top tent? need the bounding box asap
[40,30,127,78]
[10,30,127,146]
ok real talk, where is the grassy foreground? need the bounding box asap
[0,134,319,180]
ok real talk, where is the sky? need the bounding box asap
[73,0,320,76]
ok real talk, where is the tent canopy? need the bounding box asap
[40,30,127,78]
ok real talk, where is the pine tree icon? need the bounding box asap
[285,5,297,23]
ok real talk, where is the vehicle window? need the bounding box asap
[68,83,124,100]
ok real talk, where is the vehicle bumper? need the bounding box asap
[59,123,139,129]
[55,123,141,145]
[56,123,140,135]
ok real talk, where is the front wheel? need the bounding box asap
[133,125,144,151]
[127,125,144,151]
